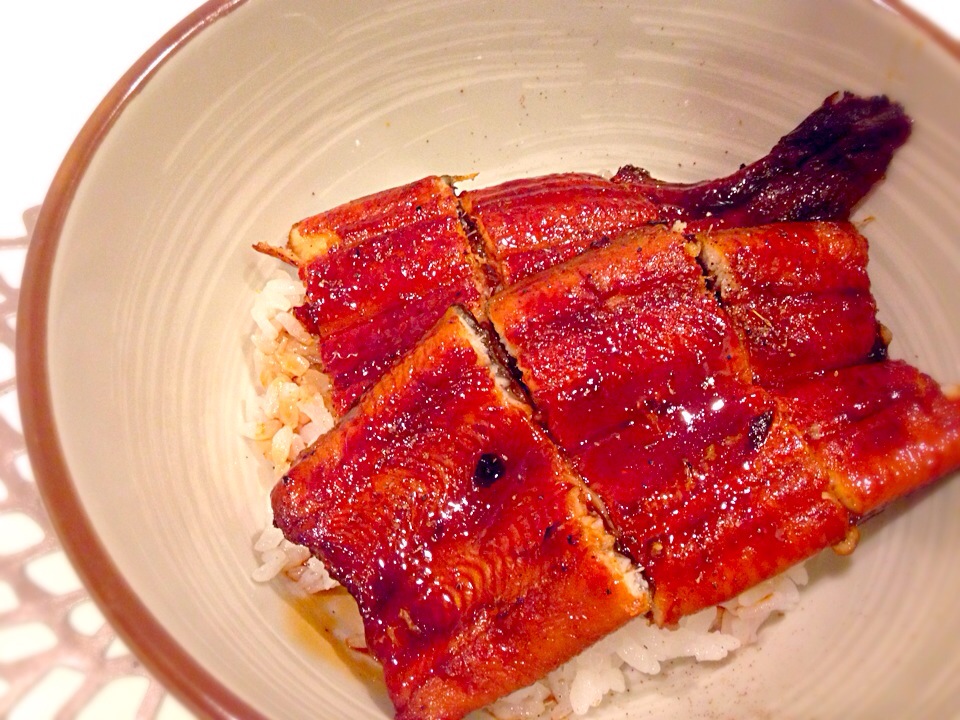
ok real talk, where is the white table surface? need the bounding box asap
[0,1,957,718]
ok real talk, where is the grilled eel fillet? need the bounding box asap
[255,92,909,409]
[272,308,648,720]
[270,221,960,718]
[263,93,959,719]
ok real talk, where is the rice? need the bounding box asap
[245,270,808,717]
[242,273,336,474]
[245,271,340,594]
[251,523,338,593]
[488,567,807,720]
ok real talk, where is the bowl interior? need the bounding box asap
[27,0,960,718]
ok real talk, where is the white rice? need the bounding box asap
[244,271,339,593]
[242,273,337,473]
[251,523,339,594]
[245,271,808,717]
[488,564,808,719]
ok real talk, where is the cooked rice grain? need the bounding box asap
[252,523,339,593]
[244,274,336,475]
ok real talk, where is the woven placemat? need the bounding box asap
[0,207,189,719]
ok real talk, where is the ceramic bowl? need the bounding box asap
[18,1,960,718]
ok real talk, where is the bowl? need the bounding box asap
[18,1,960,718]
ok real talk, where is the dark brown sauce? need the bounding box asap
[285,588,385,689]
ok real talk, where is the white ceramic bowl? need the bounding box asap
[18,1,960,718]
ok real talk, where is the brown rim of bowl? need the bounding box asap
[14,2,264,719]
[14,1,960,719]
[880,0,960,60]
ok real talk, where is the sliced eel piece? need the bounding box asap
[639,403,851,625]
[258,175,466,266]
[297,214,486,412]
[568,374,855,626]
[257,176,489,413]
[612,92,911,228]
[460,172,659,285]
[698,221,885,385]
[777,360,960,518]
[487,226,754,451]
[271,307,647,720]
[488,227,850,625]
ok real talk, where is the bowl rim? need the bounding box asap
[14,1,959,718]
[14,1,265,718]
